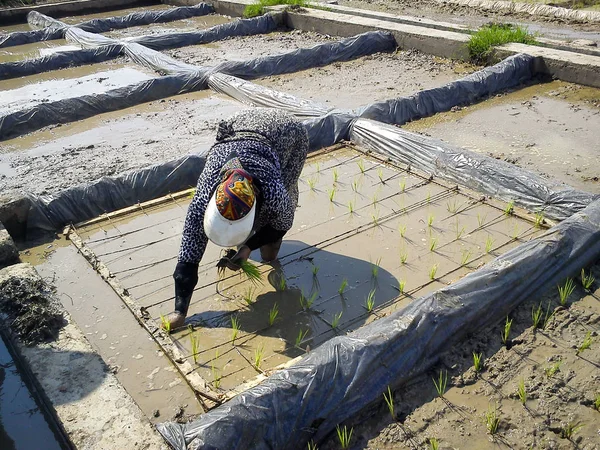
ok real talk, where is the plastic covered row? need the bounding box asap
[157,199,600,449]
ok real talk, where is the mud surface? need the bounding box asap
[340,0,600,42]
[104,13,231,39]
[75,147,543,396]
[321,264,600,450]
[403,80,600,193]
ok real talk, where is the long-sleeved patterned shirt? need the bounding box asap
[178,109,309,264]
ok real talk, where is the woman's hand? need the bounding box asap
[217,245,251,273]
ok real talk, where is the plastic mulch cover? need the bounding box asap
[156,199,600,449]
[350,118,599,221]
[0,4,213,48]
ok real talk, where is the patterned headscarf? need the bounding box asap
[215,168,255,221]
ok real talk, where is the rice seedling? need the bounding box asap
[429,236,438,252]
[295,329,309,348]
[428,438,439,450]
[211,353,221,389]
[372,213,380,226]
[560,422,583,440]
[432,369,447,398]
[365,289,376,312]
[461,249,472,266]
[336,425,353,450]
[357,159,365,174]
[188,326,200,364]
[398,280,406,294]
[511,223,520,240]
[532,301,554,330]
[544,359,562,378]
[312,265,320,276]
[315,162,321,173]
[240,260,262,285]
[332,168,339,183]
[338,278,348,295]
[447,199,459,214]
[351,179,359,192]
[473,352,484,373]
[594,393,600,411]
[484,403,500,435]
[254,344,264,369]
[400,250,408,265]
[371,257,382,278]
[534,211,544,228]
[485,236,494,253]
[399,178,406,192]
[372,193,378,206]
[242,286,256,306]
[455,220,465,240]
[331,311,343,328]
[299,290,318,310]
[307,440,318,450]
[517,378,527,405]
[307,177,317,191]
[501,316,512,346]
[268,303,279,326]
[347,201,354,214]
[426,190,431,203]
[231,315,240,343]
[558,277,575,306]
[383,386,395,420]
[427,214,434,227]
[429,264,438,280]
[581,268,595,291]
[160,314,171,333]
[277,274,287,292]
[504,200,514,216]
[398,224,407,237]
[377,168,385,184]
[576,331,592,356]
[327,188,336,203]
[477,212,487,228]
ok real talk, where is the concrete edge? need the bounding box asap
[0,262,168,450]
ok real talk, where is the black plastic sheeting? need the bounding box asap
[0,15,278,80]
[157,199,600,449]
[350,118,599,221]
[0,4,214,48]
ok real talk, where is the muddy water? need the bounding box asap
[403,81,600,193]
[0,39,75,63]
[59,4,173,25]
[0,65,154,115]
[106,14,231,40]
[74,147,543,394]
[0,335,64,450]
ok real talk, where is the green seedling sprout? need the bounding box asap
[307,440,318,450]
[485,404,500,435]
[429,264,438,280]
[561,422,583,440]
[307,177,317,191]
[351,179,359,192]
[532,301,554,330]
[211,351,221,389]
[545,359,562,378]
[295,329,309,348]
[242,286,256,306]
[501,316,513,346]
[299,290,318,310]
[254,344,264,369]
[426,190,431,203]
[365,289,376,313]
[399,178,406,192]
[327,188,336,203]
[372,193,378,206]
[357,159,365,174]
[277,275,287,292]
[534,211,544,228]
[160,314,171,333]
[188,326,199,364]
[581,268,595,291]
[312,265,320,276]
[377,168,385,184]
[383,386,395,420]
[432,369,447,398]
[240,260,262,285]
[398,224,407,237]
[446,199,459,214]
[331,311,343,329]
[400,250,408,265]
[504,200,514,216]
[427,213,434,227]
[576,331,592,356]
[485,236,494,253]
[461,249,472,266]
[372,213,379,226]
[428,438,439,450]
[338,278,348,295]
[347,201,354,214]
[268,303,279,326]
[477,212,487,228]
[517,379,527,405]
[594,393,600,412]
[371,257,382,278]
[332,168,339,183]
[429,236,438,252]
[315,162,321,173]
[398,280,406,294]
[231,315,240,343]
[473,352,484,373]
[336,425,353,450]
[558,277,575,306]
[455,220,465,240]
[511,223,520,240]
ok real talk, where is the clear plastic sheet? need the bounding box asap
[157,199,600,449]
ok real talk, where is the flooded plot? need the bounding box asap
[59,4,173,25]
[105,14,231,40]
[72,145,544,397]
[0,39,77,63]
[403,80,600,193]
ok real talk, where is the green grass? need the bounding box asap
[397,280,406,294]
[517,379,527,405]
[295,329,309,348]
[468,23,536,63]
[307,440,318,450]
[268,303,279,326]
[365,289,376,313]
[336,425,353,449]
[429,264,438,280]
[254,344,264,369]
[244,0,308,17]
[581,268,595,291]
[383,386,395,420]
[594,393,600,411]
[331,311,343,328]
[473,352,484,373]
[338,278,348,295]
[432,369,448,398]
[428,438,439,450]
[240,260,263,285]
[485,403,500,435]
[558,277,576,306]
[532,301,555,330]
[501,316,513,346]
[299,290,318,310]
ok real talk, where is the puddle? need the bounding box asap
[403,80,600,193]
[0,66,154,115]
[0,334,64,450]
[73,146,544,396]
[0,39,73,63]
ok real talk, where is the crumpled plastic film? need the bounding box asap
[157,199,600,449]
[350,118,598,221]
[357,53,534,124]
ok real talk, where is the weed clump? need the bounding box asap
[244,0,308,18]
[468,23,536,63]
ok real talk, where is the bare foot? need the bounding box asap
[163,312,186,332]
